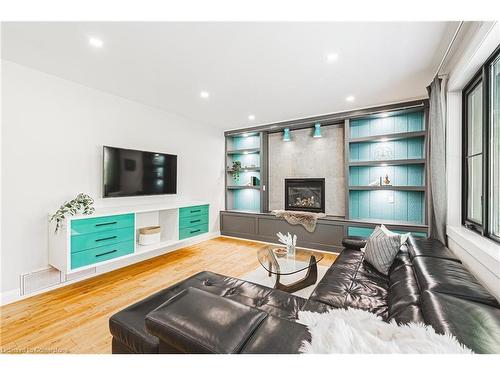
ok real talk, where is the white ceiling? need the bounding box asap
[1,22,458,130]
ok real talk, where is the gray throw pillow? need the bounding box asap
[363,226,401,275]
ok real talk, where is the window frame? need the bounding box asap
[462,44,500,243]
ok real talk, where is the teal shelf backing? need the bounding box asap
[229,170,261,187]
[349,137,425,162]
[347,226,427,238]
[230,189,260,212]
[349,190,425,224]
[350,111,424,139]
[349,164,424,186]
[228,134,260,151]
[229,153,260,168]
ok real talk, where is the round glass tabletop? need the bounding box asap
[257,246,324,276]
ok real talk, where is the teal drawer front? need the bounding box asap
[179,214,209,229]
[179,205,209,219]
[71,240,134,269]
[71,213,134,236]
[179,223,208,240]
[71,226,134,253]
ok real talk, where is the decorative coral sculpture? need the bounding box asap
[276,231,297,255]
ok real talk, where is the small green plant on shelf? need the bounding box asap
[231,160,242,183]
[50,193,95,233]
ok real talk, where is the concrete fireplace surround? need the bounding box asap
[268,125,345,216]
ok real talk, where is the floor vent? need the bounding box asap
[20,267,62,295]
[64,267,96,281]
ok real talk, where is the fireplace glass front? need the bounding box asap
[285,178,325,213]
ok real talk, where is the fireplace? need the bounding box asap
[285,178,325,213]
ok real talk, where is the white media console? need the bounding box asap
[48,201,211,274]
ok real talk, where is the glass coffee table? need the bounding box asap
[257,246,324,293]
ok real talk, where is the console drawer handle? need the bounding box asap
[95,221,117,227]
[190,209,201,213]
[190,219,201,223]
[95,236,117,242]
[95,249,117,257]
[190,229,201,234]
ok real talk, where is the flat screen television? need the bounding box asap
[103,146,177,198]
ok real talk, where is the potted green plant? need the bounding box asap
[50,193,95,233]
[231,161,242,183]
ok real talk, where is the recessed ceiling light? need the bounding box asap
[241,133,249,137]
[380,113,389,118]
[327,53,339,63]
[248,115,256,121]
[346,95,355,102]
[88,37,103,48]
[200,91,210,99]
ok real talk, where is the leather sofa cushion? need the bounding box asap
[146,287,267,353]
[413,257,500,308]
[385,246,424,324]
[408,236,461,262]
[341,236,367,251]
[110,270,310,353]
[421,290,500,354]
[387,263,423,324]
[161,270,310,320]
[309,249,389,319]
[240,315,311,354]
[109,290,167,353]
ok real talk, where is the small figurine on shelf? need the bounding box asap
[369,179,380,187]
[383,174,391,186]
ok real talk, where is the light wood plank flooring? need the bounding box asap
[0,237,337,354]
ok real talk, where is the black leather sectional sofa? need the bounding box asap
[109,236,500,354]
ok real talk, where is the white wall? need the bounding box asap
[1,61,225,299]
[444,22,500,300]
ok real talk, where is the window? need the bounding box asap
[465,80,483,225]
[490,54,500,238]
[462,44,500,242]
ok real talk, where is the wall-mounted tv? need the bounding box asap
[103,146,177,198]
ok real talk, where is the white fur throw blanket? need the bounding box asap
[298,308,473,354]
[272,210,326,232]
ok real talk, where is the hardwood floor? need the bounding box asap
[0,237,337,354]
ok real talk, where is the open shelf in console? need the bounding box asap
[134,208,178,252]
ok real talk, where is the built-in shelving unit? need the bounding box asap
[225,132,268,212]
[345,108,428,228]
[221,100,430,245]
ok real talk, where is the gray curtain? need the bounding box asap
[427,76,447,244]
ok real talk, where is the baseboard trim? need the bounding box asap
[0,230,221,307]
[0,288,22,306]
